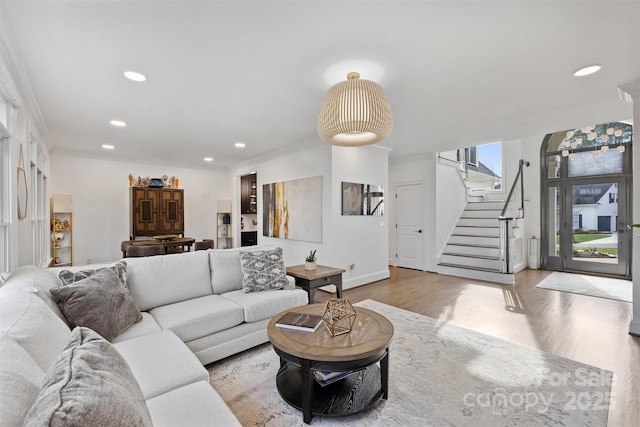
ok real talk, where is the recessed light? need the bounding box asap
[110,120,126,127]
[574,65,601,77]
[235,142,246,148]
[102,144,114,150]
[124,71,146,82]
[204,157,213,162]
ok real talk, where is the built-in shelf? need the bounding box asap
[51,194,73,266]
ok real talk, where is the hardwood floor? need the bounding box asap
[314,267,639,427]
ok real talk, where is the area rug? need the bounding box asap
[207,300,611,426]
[535,271,632,303]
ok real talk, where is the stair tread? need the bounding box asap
[455,225,500,229]
[446,243,500,249]
[451,234,500,238]
[460,216,500,219]
[437,263,502,273]
[442,252,500,260]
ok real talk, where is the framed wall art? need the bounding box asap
[342,182,384,216]
[263,176,322,243]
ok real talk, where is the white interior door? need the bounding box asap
[395,183,424,270]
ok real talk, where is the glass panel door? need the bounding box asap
[544,186,562,269]
[565,179,628,276]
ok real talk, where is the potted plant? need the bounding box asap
[305,250,317,271]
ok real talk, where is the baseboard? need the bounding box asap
[320,269,390,294]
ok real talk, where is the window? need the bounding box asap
[465,147,477,166]
[609,193,618,204]
[460,142,503,192]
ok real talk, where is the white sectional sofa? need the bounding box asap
[0,245,308,426]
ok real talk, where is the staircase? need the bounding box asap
[437,200,515,284]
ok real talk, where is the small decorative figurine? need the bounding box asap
[322,298,357,336]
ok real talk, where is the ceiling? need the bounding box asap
[0,1,638,169]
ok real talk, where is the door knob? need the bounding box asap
[416,230,423,233]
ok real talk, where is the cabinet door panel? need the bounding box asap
[131,188,160,236]
[160,189,184,234]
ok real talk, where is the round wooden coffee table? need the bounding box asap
[267,304,394,424]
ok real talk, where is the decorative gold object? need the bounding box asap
[322,298,357,336]
[317,72,393,147]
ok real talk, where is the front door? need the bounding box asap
[564,178,629,276]
[541,122,632,278]
[395,183,424,270]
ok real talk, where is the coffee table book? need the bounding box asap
[312,369,362,386]
[275,312,323,332]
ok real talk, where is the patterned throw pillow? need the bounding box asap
[50,268,142,341]
[24,327,153,427]
[58,261,128,289]
[239,247,290,292]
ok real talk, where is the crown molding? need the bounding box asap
[227,137,323,172]
[0,8,52,149]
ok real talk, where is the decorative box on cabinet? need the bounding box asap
[51,194,73,267]
[130,188,184,239]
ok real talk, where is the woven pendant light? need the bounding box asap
[317,72,393,146]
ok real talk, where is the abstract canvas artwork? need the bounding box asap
[263,176,323,242]
[342,182,384,216]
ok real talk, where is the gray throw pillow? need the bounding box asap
[58,261,128,289]
[50,268,142,341]
[24,327,153,427]
[239,247,290,292]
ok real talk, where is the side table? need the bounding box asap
[286,265,346,304]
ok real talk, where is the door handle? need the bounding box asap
[416,230,423,233]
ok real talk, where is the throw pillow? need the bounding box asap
[24,327,153,427]
[50,268,142,341]
[239,247,290,292]
[58,260,128,289]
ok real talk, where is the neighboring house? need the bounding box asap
[457,147,502,192]
[572,183,618,232]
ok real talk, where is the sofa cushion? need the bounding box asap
[24,327,152,427]
[149,295,244,342]
[0,335,45,426]
[221,288,309,322]
[239,247,290,292]
[50,268,142,341]
[146,381,241,427]
[0,288,71,372]
[126,251,212,311]
[0,265,66,322]
[147,381,241,427]
[208,245,276,294]
[112,312,162,344]
[58,260,128,289]
[113,330,208,399]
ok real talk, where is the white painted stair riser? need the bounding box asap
[441,254,502,270]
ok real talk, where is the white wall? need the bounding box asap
[331,145,391,288]
[229,142,390,290]
[50,154,230,264]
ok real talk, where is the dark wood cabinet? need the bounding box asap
[240,174,257,214]
[241,231,258,246]
[130,188,184,239]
